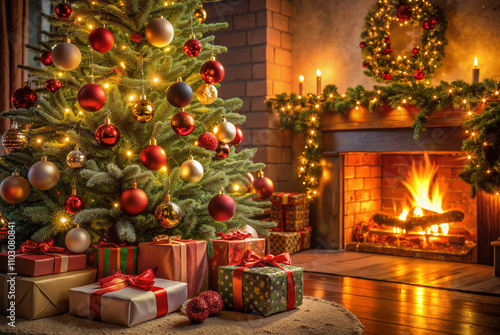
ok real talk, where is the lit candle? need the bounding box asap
[472,57,480,83]
[316,69,321,95]
[299,75,304,96]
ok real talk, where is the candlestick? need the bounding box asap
[472,57,480,83]
[316,69,321,95]
[299,75,304,97]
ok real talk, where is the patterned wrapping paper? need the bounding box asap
[92,243,137,279]
[209,237,266,291]
[69,270,187,327]
[270,192,309,232]
[0,267,97,320]
[270,229,312,255]
[218,264,303,316]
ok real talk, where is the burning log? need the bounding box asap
[372,210,465,231]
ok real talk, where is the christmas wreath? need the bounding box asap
[360,0,447,83]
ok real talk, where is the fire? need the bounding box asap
[398,154,450,235]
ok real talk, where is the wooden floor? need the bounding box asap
[304,272,500,335]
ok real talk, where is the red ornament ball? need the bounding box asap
[78,83,106,112]
[251,172,274,200]
[208,191,235,222]
[198,132,218,151]
[140,143,167,171]
[89,27,114,53]
[412,47,420,55]
[186,297,209,324]
[382,45,393,54]
[422,20,432,30]
[40,52,53,66]
[120,184,148,216]
[166,81,193,108]
[382,72,392,81]
[95,119,120,148]
[215,142,230,160]
[362,62,368,68]
[64,194,84,214]
[413,70,425,80]
[359,41,367,49]
[183,38,202,57]
[55,2,73,19]
[198,290,223,317]
[200,59,225,84]
[171,111,195,136]
[11,86,38,109]
[229,127,243,145]
[45,79,62,94]
[384,36,391,44]
[430,16,440,27]
[396,4,411,22]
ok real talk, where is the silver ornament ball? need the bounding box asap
[28,156,60,190]
[65,227,91,253]
[51,41,82,71]
[214,119,236,143]
[66,144,86,169]
[180,156,204,183]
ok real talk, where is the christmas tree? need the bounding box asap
[0,0,273,251]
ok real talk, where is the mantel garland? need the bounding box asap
[266,79,500,199]
[361,0,447,83]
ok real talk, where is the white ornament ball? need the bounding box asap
[28,156,60,190]
[145,17,174,48]
[214,119,236,143]
[65,227,91,253]
[52,42,82,71]
[180,157,204,183]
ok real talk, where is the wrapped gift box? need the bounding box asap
[270,192,309,232]
[0,239,86,277]
[137,236,206,298]
[92,242,137,279]
[0,267,97,320]
[270,228,311,255]
[69,269,187,327]
[209,232,266,291]
[218,251,303,316]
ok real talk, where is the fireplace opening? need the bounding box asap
[344,153,477,262]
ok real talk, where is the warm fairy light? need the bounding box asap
[162,166,167,172]
[122,45,126,49]
[483,99,486,102]
[77,17,82,22]
[484,142,488,146]
[104,83,109,89]
[316,69,321,76]
[300,167,304,171]
[397,106,402,110]
[487,170,491,174]
[58,72,63,77]
[120,62,126,68]
[128,95,135,101]
[164,1,169,5]
[342,94,345,98]
[65,108,70,112]
[399,209,408,221]
[449,89,452,93]
[468,155,472,160]
[472,132,476,136]
[496,91,499,95]
[474,57,478,67]
[60,217,67,224]
[165,47,170,52]
[79,111,83,115]
[233,185,240,191]
[315,104,319,108]
[36,138,42,144]
[88,25,93,29]
[65,137,69,142]
[433,95,437,99]
[463,100,467,104]
[329,94,333,98]
[213,126,218,133]
[468,111,472,116]
[153,77,159,83]
[114,203,119,208]
[299,75,304,82]
[126,151,132,156]
[403,99,407,103]
[311,117,316,121]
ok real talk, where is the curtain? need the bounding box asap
[0,0,29,155]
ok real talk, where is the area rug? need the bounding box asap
[292,250,500,295]
[0,297,363,335]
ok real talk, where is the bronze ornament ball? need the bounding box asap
[1,121,27,153]
[145,17,174,48]
[196,84,218,105]
[66,144,86,169]
[65,227,91,253]
[0,211,8,240]
[0,170,30,204]
[194,3,207,23]
[28,156,60,190]
[51,41,81,71]
[155,194,182,229]
[132,94,155,123]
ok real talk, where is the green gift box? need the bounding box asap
[218,263,303,316]
[92,243,137,279]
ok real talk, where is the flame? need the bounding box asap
[299,75,304,82]
[316,69,321,76]
[474,57,478,67]
[399,209,408,221]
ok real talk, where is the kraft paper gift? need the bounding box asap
[69,269,187,327]
[0,267,97,320]
[137,235,207,298]
[270,228,312,255]
[0,238,86,277]
[270,192,309,232]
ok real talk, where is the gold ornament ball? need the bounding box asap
[145,17,174,48]
[194,4,207,23]
[214,118,236,143]
[180,156,204,183]
[0,211,8,240]
[1,122,27,153]
[155,194,182,228]
[66,144,86,169]
[28,156,60,190]
[65,227,91,253]
[132,95,155,123]
[51,41,82,71]
[0,171,30,204]
[196,84,218,105]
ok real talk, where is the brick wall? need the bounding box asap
[344,154,382,242]
[205,0,295,190]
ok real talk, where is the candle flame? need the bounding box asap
[474,57,478,67]
[316,69,321,76]
[299,75,304,82]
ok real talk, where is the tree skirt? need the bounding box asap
[0,297,363,335]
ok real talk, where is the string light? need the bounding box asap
[128,95,135,101]
[120,62,126,68]
[162,166,167,172]
[58,72,63,77]
[126,151,132,156]
[153,77,159,83]
[114,203,119,208]
[64,108,70,112]
[233,185,240,191]
[104,83,109,89]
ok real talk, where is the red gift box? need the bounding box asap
[0,238,86,277]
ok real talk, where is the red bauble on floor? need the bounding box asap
[120,182,148,216]
[186,297,209,324]
[78,83,106,112]
[89,26,114,53]
[198,290,223,317]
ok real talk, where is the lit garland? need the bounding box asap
[361,0,447,83]
[267,79,500,198]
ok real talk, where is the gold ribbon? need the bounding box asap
[152,235,190,283]
[152,235,183,244]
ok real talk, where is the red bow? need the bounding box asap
[98,269,156,291]
[110,67,124,76]
[97,241,127,248]
[19,238,66,254]
[240,250,292,269]
[217,231,252,240]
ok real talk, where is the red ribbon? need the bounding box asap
[233,250,295,312]
[216,231,252,240]
[96,241,127,248]
[271,193,301,231]
[299,227,312,251]
[19,238,66,254]
[90,269,168,321]
[110,67,125,76]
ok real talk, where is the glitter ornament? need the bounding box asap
[198,132,218,151]
[186,297,209,324]
[11,85,38,109]
[198,290,223,317]
[1,121,27,153]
